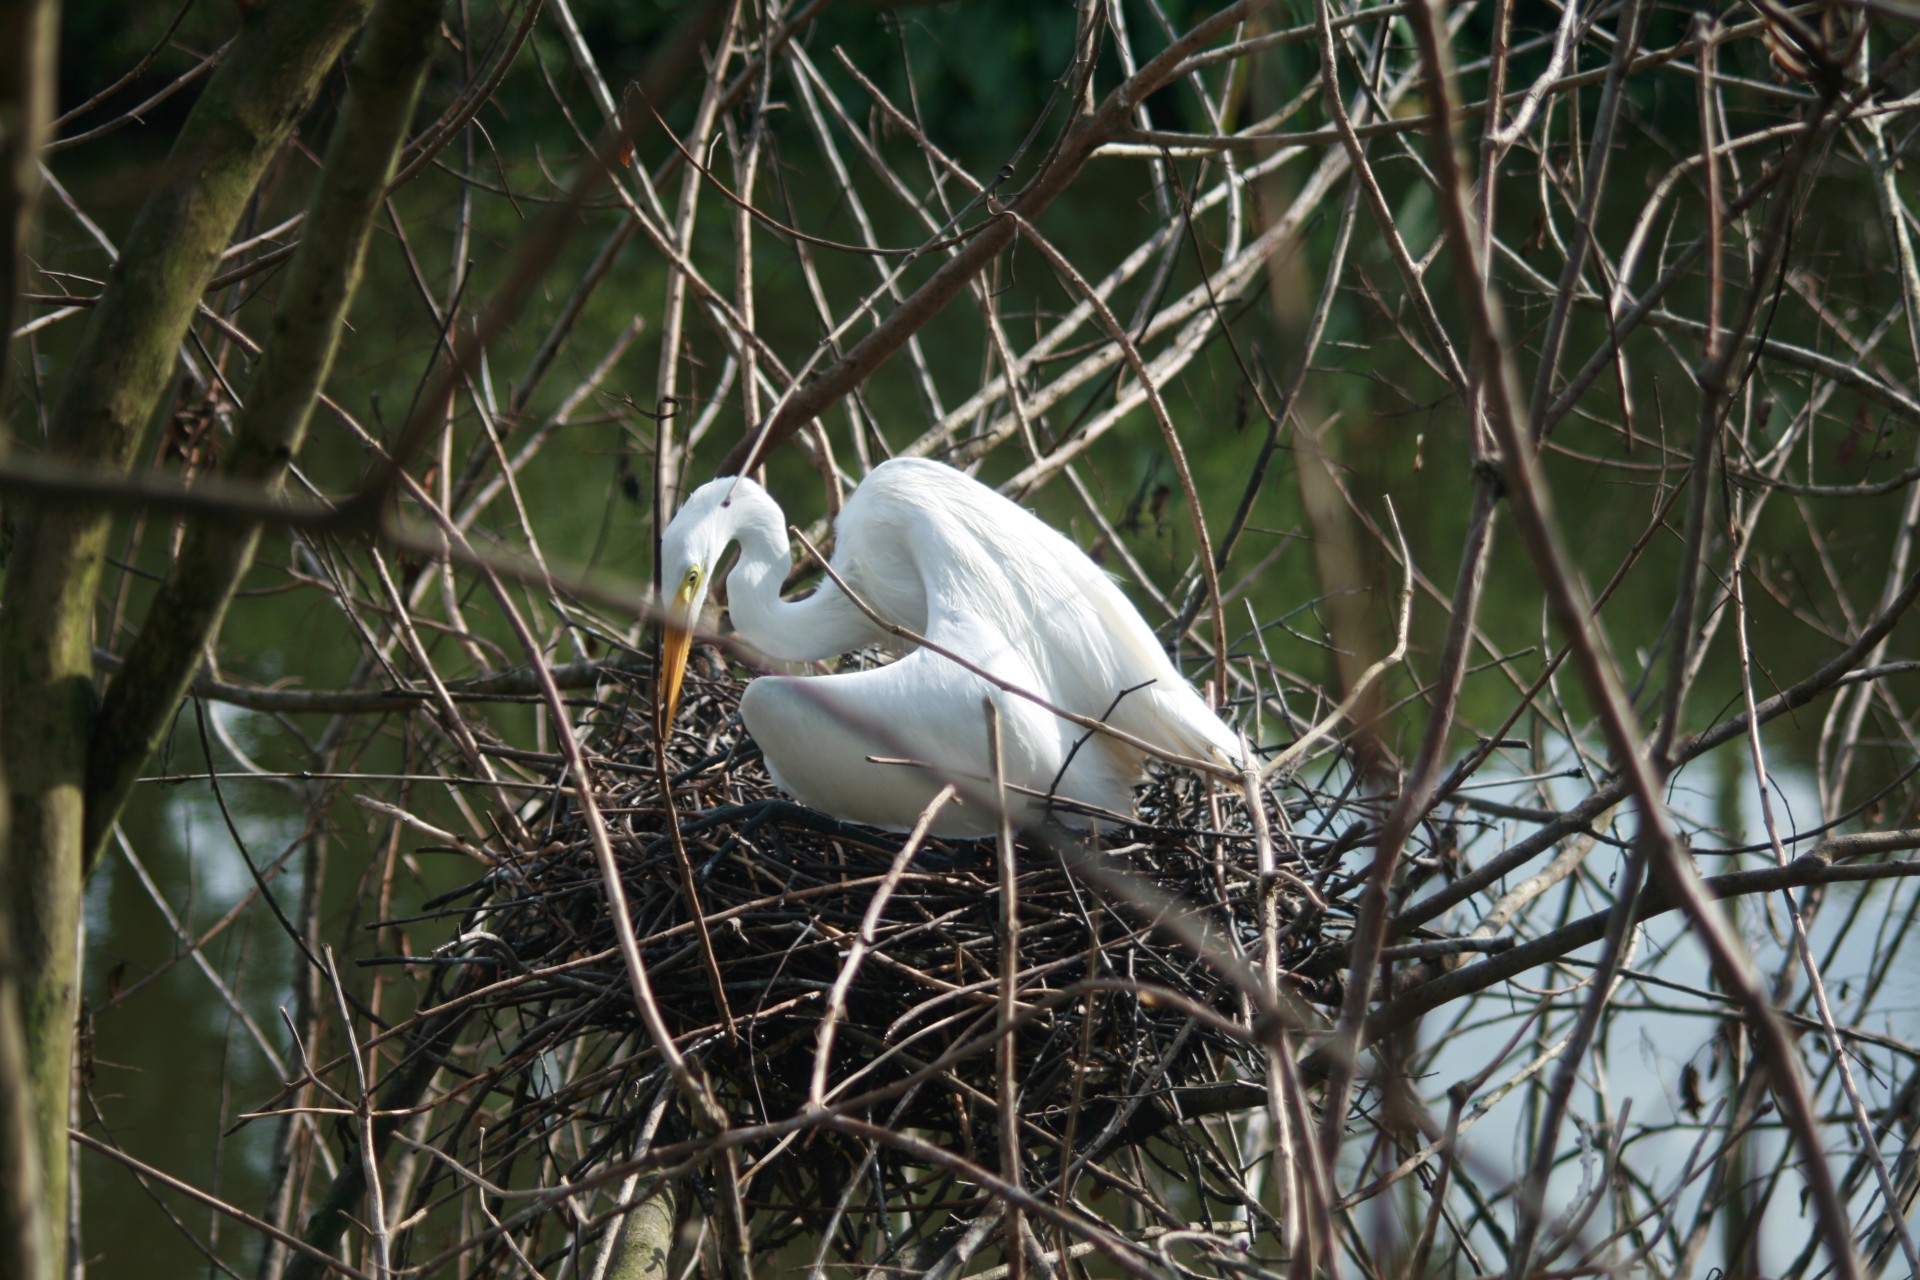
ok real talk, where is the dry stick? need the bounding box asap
[1241,743,1324,1273]
[644,84,933,262]
[585,122,812,388]
[425,133,515,681]
[1397,561,1920,940]
[995,200,1332,505]
[891,79,1355,483]
[1651,260,1889,1243]
[1048,0,1109,178]
[1617,43,1866,729]
[964,1238,1101,1280]
[1107,0,1189,246]
[979,276,1049,468]
[1826,103,1920,813]
[922,1209,1009,1280]
[323,947,391,1278]
[106,828,294,1067]
[1402,7,1861,1274]
[352,0,726,517]
[653,747,737,1040]
[1317,486,1491,1174]
[503,217,637,426]
[47,0,195,133]
[1858,1073,1920,1274]
[823,1116,1162,1280]
[439,225,640,526]
[1607,1115,1746,1269]
[1261,500,1413,781]
[654,0,744,516]
[1403,1089,1467,1276]
[1051,930,1100,1272]
[718,0,1281,476]
[1550,294,1920,434]
[281,981,531,1278]
[781,45,957,432]
[882,199,1164,461]
[0,3,1756,336]
[1364,854,1920,1040]
[811,964,1063,1104]
[1731,547,1920,1272]
[1211,172,1358,588]
[1338,1006,1560,1214]
[1172,1,1406,73]
[1388,481,1685,838]
[1653,18,1730,769]
[1539,129,1812,439]
[1312,0,1469,399]
[795,49,971,427]
[729,26,768,437]
[44,38,228,154]
[95,655,632,716]
[363,550,528,844]
[548,0,666,229]
[1522,0,1650,432]
[469,524,747,1277]
[385,0,542,192]
[1060,849,1316,1037]
[986,700,1025,1280]
[998,213,1229,696]
[599,0,833,215]
[709,176,991,484]
[1537,39,1908,442]
[460,314,647,532]
[0,450,353,529]
[1481,0,1577,153]
[1273,1048,1325,1280]
[470,556,720,1123]
[73,1130,376,1280]
[807,785,957,1109]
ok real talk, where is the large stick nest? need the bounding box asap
[395,650,1366,1266]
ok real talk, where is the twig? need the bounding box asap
[1261,498,1413,779]
[72,1131,376,1280]
[808,786,958,1109]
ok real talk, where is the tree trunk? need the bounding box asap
[0,4,375,1272]
[0,1,61,1276]
[601,1180,680,1280]
[84,0,448,865]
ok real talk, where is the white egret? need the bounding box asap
[657,458,1239,836]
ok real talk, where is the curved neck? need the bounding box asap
[722,493,874,663]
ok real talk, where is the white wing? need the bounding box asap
[831,460,1240,771]
[739,611,1136,837]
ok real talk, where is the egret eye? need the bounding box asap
[684,567,700,589]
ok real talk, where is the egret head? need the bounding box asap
[655,477,753,728]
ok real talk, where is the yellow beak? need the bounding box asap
[658,583,696,732]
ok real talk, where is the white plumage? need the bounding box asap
[657,458,1239,836]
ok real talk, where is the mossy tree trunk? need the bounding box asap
[0,1,411,1272]
[0,2,61,1276]
[83,0,447,864]
[602,1181,681,1280]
